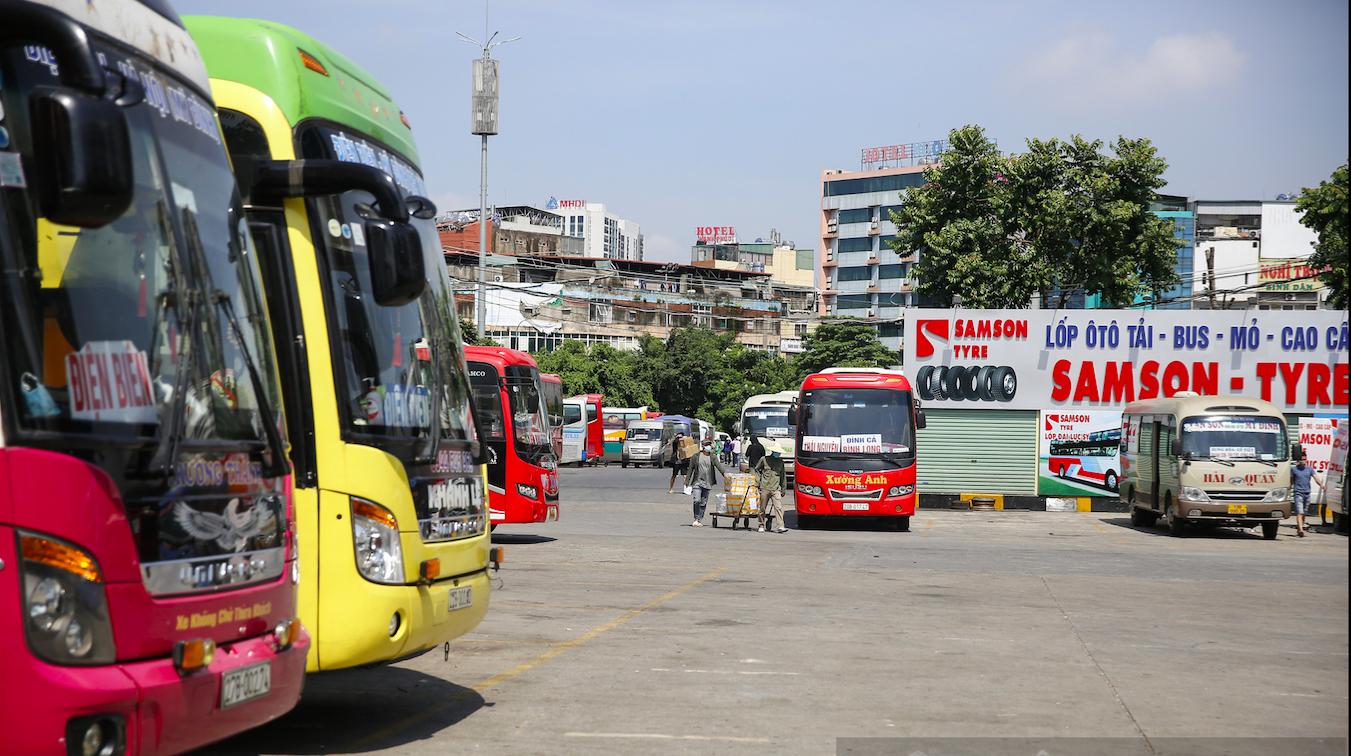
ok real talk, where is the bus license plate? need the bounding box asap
[448,585,473,612]
[1227,504,1247,515]
[221,661,271,709]
[843,502,870,511]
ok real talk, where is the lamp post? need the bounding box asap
[458,6,518,339]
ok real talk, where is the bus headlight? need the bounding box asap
[797,483,823,496]
[18,532,115,665]
[887,485,914,497]
[516,483,539,500]
[1179,487,1210,503]
[1262,488,1289,503]
[351,498,404,585]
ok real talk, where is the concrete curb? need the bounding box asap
[919,492,1130,513]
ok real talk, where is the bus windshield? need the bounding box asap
[563,403,582,425]
[627,428,658,441]
[798,388,914,460]
[299,125,476,447]
[0,44,281,448]
[743,408,794,439]
[1180,416,1288,461]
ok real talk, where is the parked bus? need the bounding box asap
[1048,428,1122,492]
[1120,393,1295,539]
[540,373,564,460]
[623,418,674,468]
[737,390,798,474]
[566,393,603,466]
[189,16,492,671]
[1326,420,1348,533]
[790,369,925,530]
[465,346,559,525]
[0,3,310,752]
[561,397,587,465]
[663,414,694,440]
[601,406,648,464]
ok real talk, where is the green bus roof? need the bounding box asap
[184,15,421,167]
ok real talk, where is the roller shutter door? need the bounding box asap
[916,409,1039,494]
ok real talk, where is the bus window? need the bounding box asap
[563,403,582,425]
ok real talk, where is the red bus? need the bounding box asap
[790,368,926,530]
[464,347,559,525]
[0,2,307,753]
[540,373,564,461]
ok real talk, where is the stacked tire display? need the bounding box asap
[915,365,1017,402]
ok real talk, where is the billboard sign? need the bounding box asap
[1039,411,1122,497]
[546,197,586,210]
[696,226,737,244]
[902,309,1348,413]
[1258,258,1325,292]
[1298,417,1340,473]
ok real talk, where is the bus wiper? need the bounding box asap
[142,289,198,479]
[211,290,290,478]
[1197,456,1234,467]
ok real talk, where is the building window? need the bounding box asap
[838,208,871,224]
[823,172,927,197]
[590,301,612,323]
[837,294,872,309]
[878,264,909,279]
[838,237,874,254]
[837,266,872,282]
[794,322,809,337]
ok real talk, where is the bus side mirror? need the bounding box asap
[527,391,540,414]
[249,159,407,223]
[1170,438,1183,457]
[365,219,427,306]
[1290,443,1302,461]
[915,409,926,430]
[787,407,798,425]
[732,422,741,436]
[30,89,134,226]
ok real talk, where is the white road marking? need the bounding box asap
[565,732,770,742]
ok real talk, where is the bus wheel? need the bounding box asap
[1261,521,1279,540]
[1166,504,1185,536]
[1105,472,1119,492]
[621,462,628,468]
[1130,507,1144,526]
[893,516,911,532]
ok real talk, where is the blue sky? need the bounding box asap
[176,0,1349,264]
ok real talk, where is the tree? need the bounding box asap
[891,125,1182,308]
[1297,162,1348,309]
[532,340,657,408]
[457,317,498,347]
[793,323,897,376]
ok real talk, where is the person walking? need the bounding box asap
[746,436,765,471]
[1291,453,1325,538]
[753,449,788,533]
[722,437,732,465]
[684,439,727,526]
[667,432,690,494]
[731,436,742,468]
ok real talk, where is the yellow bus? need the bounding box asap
[186,16,494,670]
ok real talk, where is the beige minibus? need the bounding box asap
[1120,393,1298,539]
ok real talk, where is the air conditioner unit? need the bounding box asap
[867,308,876,318]
[868,250,878,260]
[493,275,504,283]
[827,220,839,232]
[522,305,538,316]
[870,220,879,230]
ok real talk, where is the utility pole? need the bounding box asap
[459,4,518,339]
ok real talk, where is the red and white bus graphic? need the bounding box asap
[1047,427,1121,492]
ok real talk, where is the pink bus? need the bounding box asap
[0,2,308,753]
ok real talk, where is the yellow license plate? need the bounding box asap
[1227,504,1247,515]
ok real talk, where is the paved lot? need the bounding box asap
[199,466,1349,755]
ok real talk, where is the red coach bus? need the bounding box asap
[789,368,926,531]
[541,373,564,460]
[567,393,604,466]
[464,347,558,525]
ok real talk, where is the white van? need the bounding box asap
[1121,393,1297,539]
[623,419,673,468]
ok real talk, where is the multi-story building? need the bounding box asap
[437,205,584,258]
[1192,199,1323,310]
[545,198,643,261]
[1147,194,1196,310]
[443,252,817,354]
[818,161,929,352]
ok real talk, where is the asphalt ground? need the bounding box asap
[197,465,1349,756]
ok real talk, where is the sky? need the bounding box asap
[174,0,1350,265]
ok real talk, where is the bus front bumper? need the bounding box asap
[1178,501,1289,524]
[794,492,916,516]
[1,624,308,756]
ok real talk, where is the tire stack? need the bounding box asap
[915,365,1018,403]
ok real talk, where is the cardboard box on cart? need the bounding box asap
[723,472,760,514]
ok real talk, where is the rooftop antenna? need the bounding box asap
[457,1,520,339]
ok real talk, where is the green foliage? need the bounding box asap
[891,125,1182,308]
[1297,162,1349,309]
[792,323,898,375]
[457,318,499,347]
[532,341,656,408]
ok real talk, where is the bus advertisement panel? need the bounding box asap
[1040,412,1123,496]
[792,370,921,530]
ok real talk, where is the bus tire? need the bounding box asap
[1130,507,1144,526]
[1261,521,1279,540]
[1105,471,1119,492]
[991,366,1017,402]
[975,365,997,402]
[931,366,950,400]
[917,366,935,401]
[1166,502,1185,536]
[942,366,966,401]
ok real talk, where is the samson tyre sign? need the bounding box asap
[902,309,1348,413]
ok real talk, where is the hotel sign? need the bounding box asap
[696,226,737,244]
[860,139,951,170]
[1258,258,1325,292]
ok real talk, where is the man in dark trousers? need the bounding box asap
[753,449,788,533]
[667,432,690,494]
[746,436,766,471]
[684,439,727,526]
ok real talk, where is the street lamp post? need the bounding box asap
[458,6,518,339]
